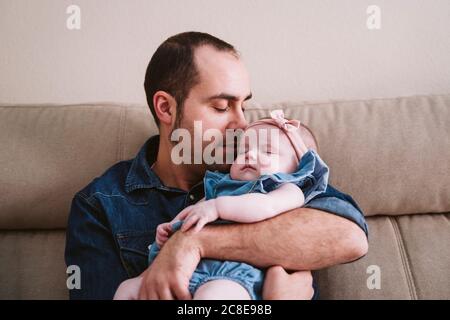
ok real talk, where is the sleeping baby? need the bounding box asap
[114,109,329,300]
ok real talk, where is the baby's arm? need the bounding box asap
[155,222,172,247]
[215,183,305,223]
[176,183,305,232]
[166,183,304,234]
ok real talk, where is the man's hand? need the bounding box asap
[263,266,314,300]
[138,229,202,300]
[175,200,219,233]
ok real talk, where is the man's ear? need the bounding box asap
[153,91,177,126]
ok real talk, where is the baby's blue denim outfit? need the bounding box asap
[148,149,329,299]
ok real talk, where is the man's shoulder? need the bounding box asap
[76,159,133,201]
[306,184,368,236]
[312,184,360,207]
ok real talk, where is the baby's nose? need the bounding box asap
[245,149,257,163]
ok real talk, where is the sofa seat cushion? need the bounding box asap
[315,213,450,299]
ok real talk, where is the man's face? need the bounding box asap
[174,45,252,172]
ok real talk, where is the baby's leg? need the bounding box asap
[194,279,251,300]
[113,276,143,300]
[263,267,314,300]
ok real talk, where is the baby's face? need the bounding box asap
[230,124,299,181]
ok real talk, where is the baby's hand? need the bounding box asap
[155,222,173,247]
[176,200,219,233]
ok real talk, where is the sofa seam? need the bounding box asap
[389,216,418,300]
[395,217,425,300]
[241,93,450,109]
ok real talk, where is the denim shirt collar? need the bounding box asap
[125,135,162,193]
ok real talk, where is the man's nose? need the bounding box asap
[229,108,248,130]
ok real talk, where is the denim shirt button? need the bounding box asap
[189,194,195,201]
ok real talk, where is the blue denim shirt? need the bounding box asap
[204,149,329,203]
[65,135,368,299]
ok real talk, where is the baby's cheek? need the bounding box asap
[272,163,281,174]
[234,154,245,165]
[230,164,241,180]
[259,162,278,176]
[263,154,278,167]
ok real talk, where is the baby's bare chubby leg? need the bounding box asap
[113,276,143,300]
[193,279,251,300]
[263,266,314,300]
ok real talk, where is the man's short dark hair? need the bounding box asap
[144,31,239,127]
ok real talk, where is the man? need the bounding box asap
[65,32,368,300]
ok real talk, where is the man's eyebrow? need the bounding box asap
[205,92,252,102]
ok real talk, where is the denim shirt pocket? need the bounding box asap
[116,230,155,278]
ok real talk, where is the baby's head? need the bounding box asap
[230,110,312,181]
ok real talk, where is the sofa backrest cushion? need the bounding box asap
[1,95,449,229]
[0,104,156,229]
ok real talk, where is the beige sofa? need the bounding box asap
[1,95,449,299]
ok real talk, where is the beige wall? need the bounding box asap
[1,0,449,105]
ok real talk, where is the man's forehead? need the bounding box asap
[194,44,238,64]
[193,45,250,98]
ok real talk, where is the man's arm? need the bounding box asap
[192,184,368,270]
[65,192,129,299]
[196,207,367,270]
[138,186,368,298]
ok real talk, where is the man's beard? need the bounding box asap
[169,117,237,173]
